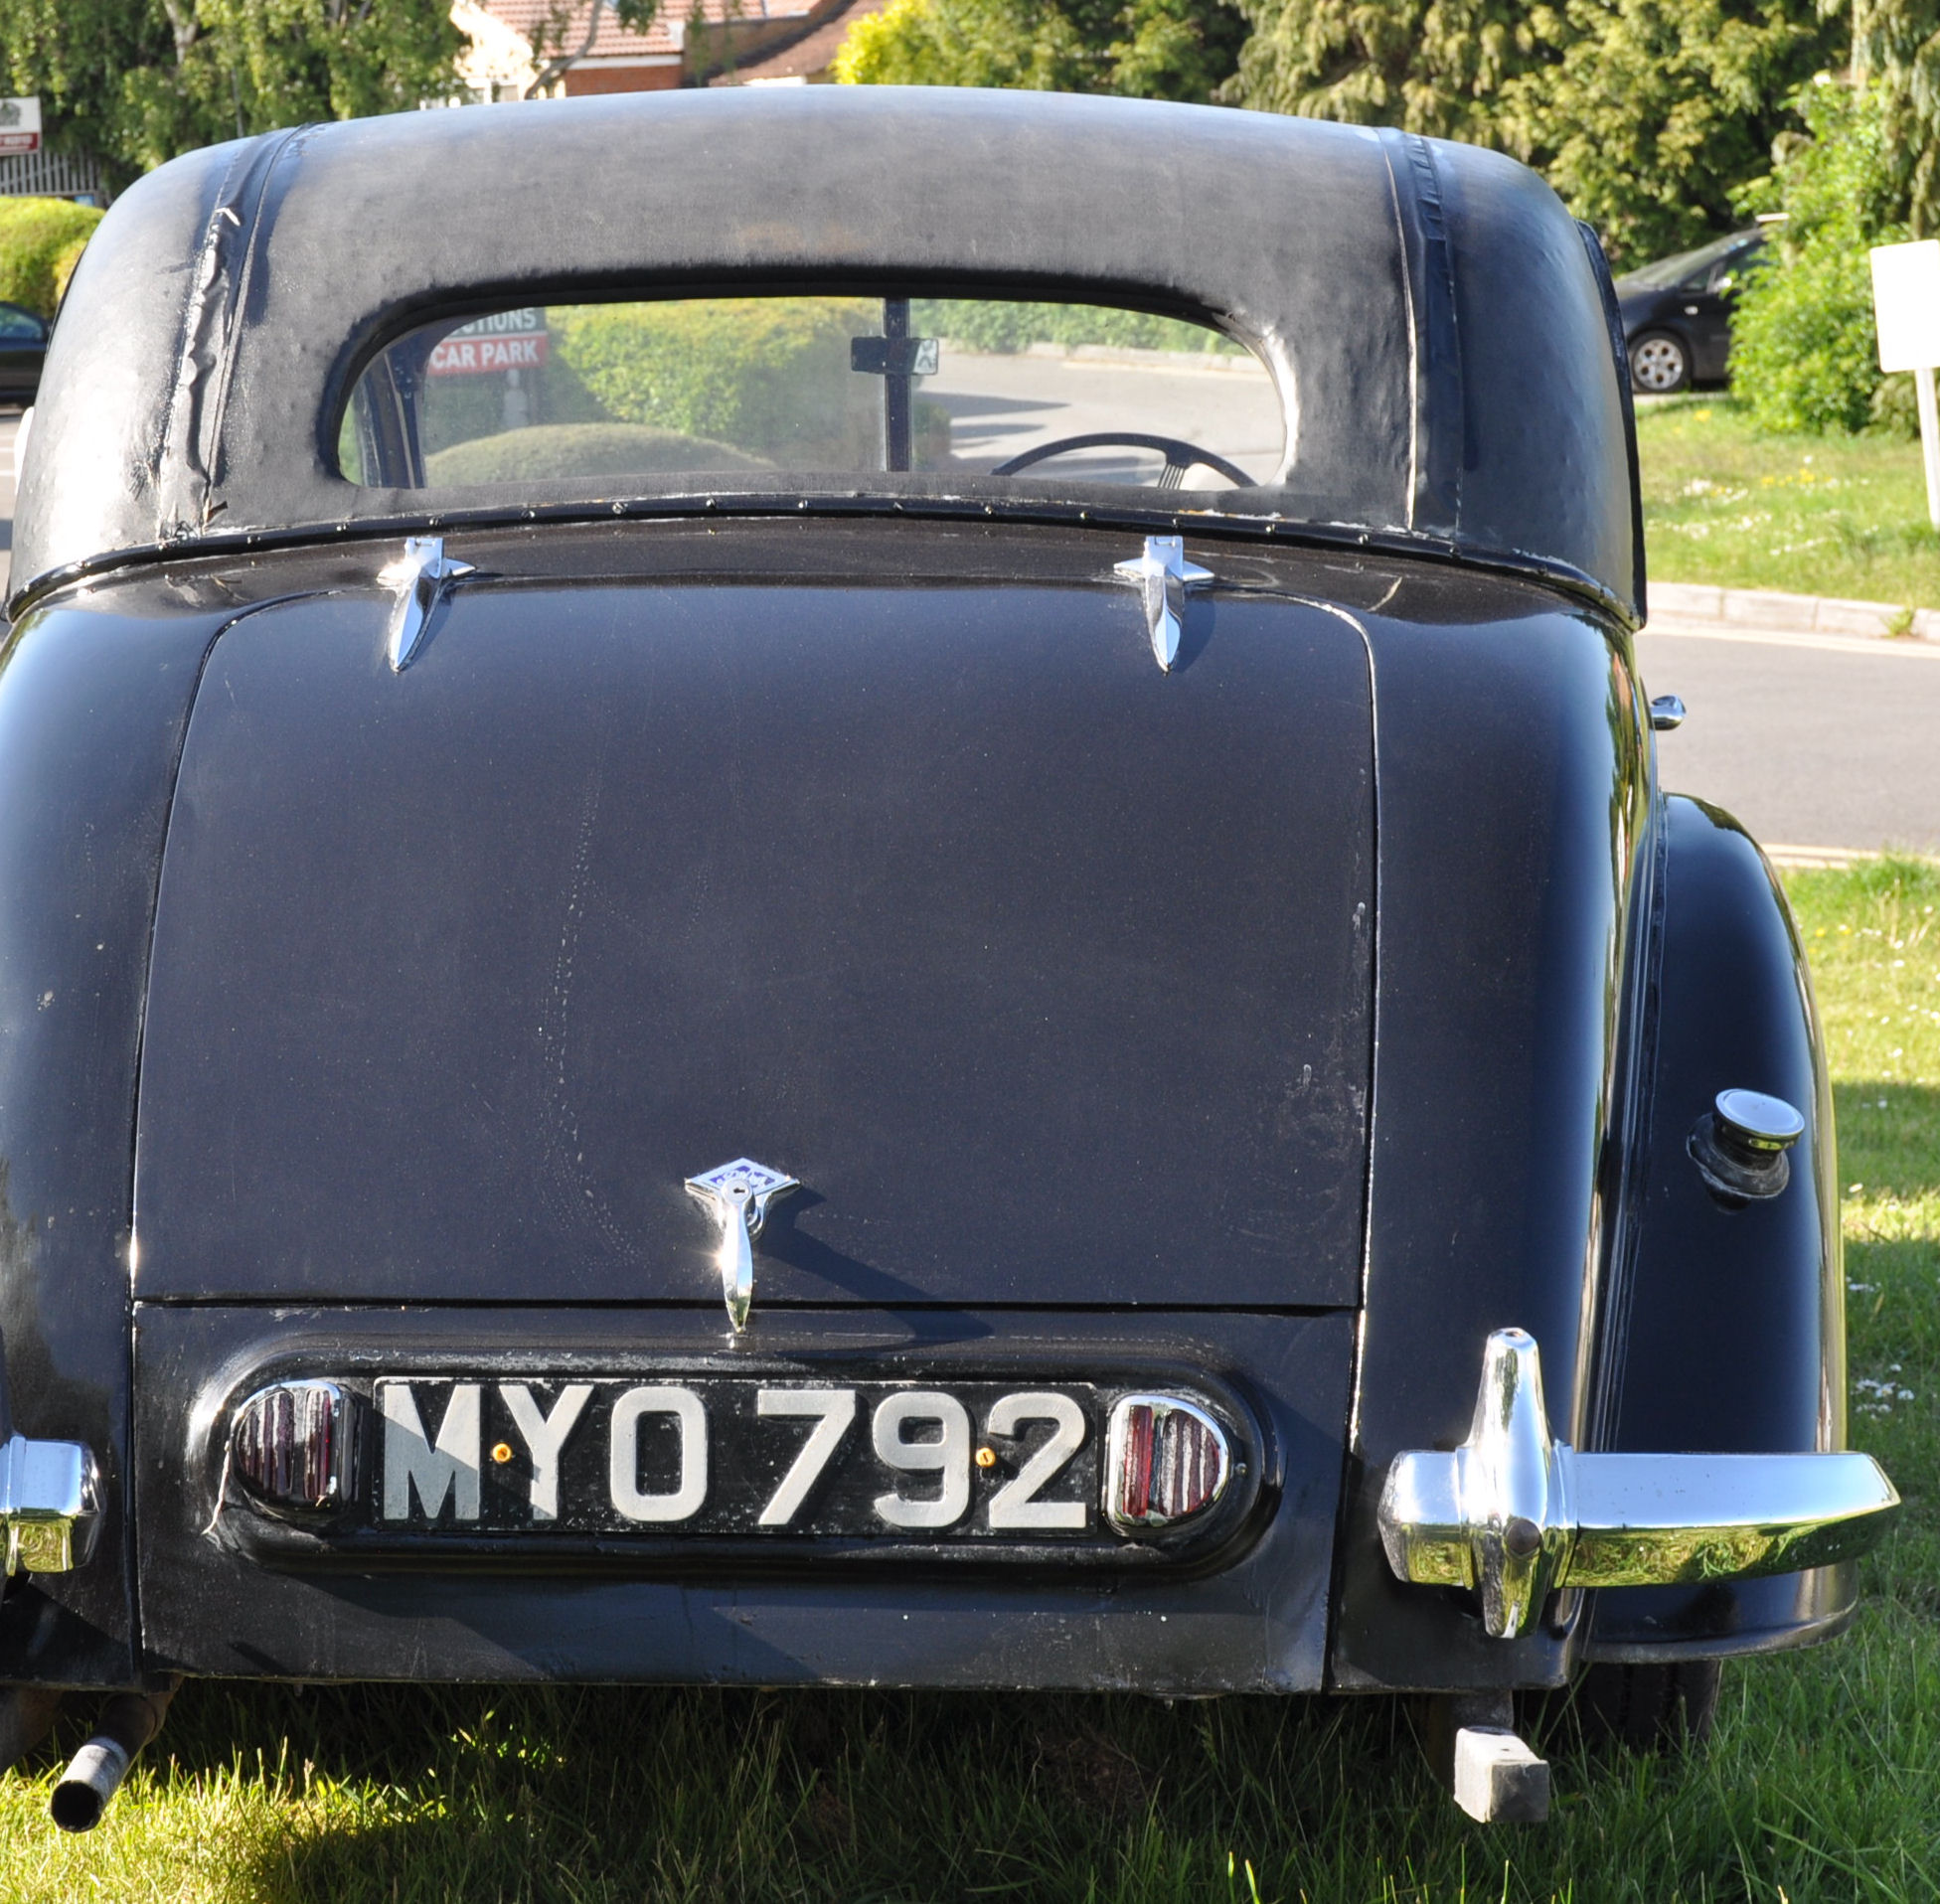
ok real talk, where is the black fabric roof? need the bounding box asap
[12,87,1642,619]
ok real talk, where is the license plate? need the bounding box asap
[375,1376,1112,1542]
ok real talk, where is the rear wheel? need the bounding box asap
[1629,330,1692,396]
[1568,1659,1722,1752]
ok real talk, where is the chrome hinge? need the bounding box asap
[1378,1329,1899,1639]
[1114,536,1211,672]
[380,536,475,673]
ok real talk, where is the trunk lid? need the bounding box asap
[132,534,1374,1309]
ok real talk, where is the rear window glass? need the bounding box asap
[340,294,1284,495]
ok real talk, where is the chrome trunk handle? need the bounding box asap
[684,1158,799,1333]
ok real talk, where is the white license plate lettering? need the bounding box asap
[872,1390,972,1528]
[372,1377,1111,1539]
[755,1387,857,1525]
[608,1384,708,1522]
[985,1391,1088,1530]
[499,1381,592,1521]
[380,1380,481,1523]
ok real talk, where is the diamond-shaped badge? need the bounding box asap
[684,1158,799,1332]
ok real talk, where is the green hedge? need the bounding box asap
[0,197,103,318]
[911,299,1243,357]
[550,298,883,463]
[423,423,771,484]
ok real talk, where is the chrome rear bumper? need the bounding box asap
[1378,1330,1899,1639]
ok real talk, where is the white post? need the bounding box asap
[1919,365,1940,534]
[1870,241,1940,534]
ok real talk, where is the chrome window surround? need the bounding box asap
[1378,1329,1899,1640]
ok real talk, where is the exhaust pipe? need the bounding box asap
[51,1682,176,1832]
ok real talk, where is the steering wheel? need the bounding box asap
[990,431,1256,490]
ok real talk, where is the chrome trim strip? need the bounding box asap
[1378,1329,1899,1639]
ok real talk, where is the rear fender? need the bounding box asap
[1586,794,1852,1660]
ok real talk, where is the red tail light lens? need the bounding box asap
[230,1380,356,1515]
[1103,1393,1230,1534]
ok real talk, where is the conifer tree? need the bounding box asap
[1503,0,1838,263]
[1223,0,1533,143]
[1224,0,1839,263]
[1854,0,1940,234]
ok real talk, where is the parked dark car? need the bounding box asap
[0,299,47,403]
[0,91,1894,1835]
[1615,227,1768,394]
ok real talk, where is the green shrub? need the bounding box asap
[912,299,1241,356]
[423,423,771,485]
[550,298,882,463]
[1870,371,1921,439]
[1730,78,1906,435]
[0,198,103,319]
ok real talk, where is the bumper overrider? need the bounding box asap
[0,1421,101,1578]
[1378,1330,1900,1639]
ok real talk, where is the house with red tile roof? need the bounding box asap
[452,0,891,98]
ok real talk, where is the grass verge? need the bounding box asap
[0,860,1931,1902]
[1637,397,1940,610]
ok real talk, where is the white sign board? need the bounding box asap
[0,97,40,156]
[1871,239,1940,374]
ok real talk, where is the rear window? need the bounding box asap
[340,294,1285,496]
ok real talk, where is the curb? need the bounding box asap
[1763,845,1939,871]
[1650,580,1940,643]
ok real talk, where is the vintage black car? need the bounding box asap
[0,89,1896,1831]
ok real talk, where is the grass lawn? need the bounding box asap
[0,861,1932,1902]
[1637,397,1940,611]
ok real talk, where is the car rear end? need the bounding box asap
[0,94,1893,1797]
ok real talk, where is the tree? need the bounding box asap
[1502,0,1840,264]
[1223,0,1840,266]
[834,0,1246,103]
[0,0,467,180]
[0,0,176,182]
[522,0,662,98]
[1854,0,1940,236]
[1222,0,1536,143]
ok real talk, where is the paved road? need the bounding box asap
[926,348,1284,484]
[1638,622,1940,856]
[0,395,1927,857]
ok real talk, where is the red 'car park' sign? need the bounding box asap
[428,309,549,377]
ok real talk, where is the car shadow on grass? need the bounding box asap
[17,1681,1488,1901]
